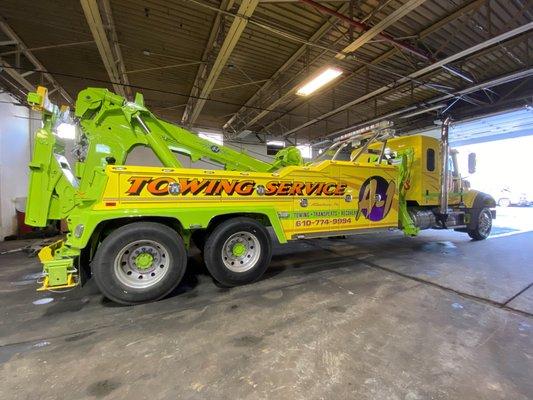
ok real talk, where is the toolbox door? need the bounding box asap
[290,166,337,238]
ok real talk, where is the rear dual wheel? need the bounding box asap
[92,222,186,305]
[92,218,272,304]
[203,217,272,287]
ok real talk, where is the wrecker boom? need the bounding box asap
[26,87,301,227]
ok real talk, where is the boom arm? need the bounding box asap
[26,86,303,227]
[74,87,273,173]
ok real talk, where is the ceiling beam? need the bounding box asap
[212,79,268,92]
[184,0,259,126]
[301,0,430,61]
[325,67,533,140]
[223,2,350,132]
[261,0,489,133]
[80,0,127,97]
[182,0,235,125]
[0,40,94,57]
[333,0,428,60]
[232,0,428,132]
[0,18,72,103]
[0,58,34,91]
[281,22,533,137]
[126,61,203,75]
[100,0,131,98]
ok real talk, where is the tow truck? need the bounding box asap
[25,86,496,304]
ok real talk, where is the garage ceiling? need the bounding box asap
[414,106,533,145]
[0,0,531,143]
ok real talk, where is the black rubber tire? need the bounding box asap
[92,222,187,305]
[467,208,492,241]
[203,217,272,287]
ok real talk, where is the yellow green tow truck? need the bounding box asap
[25,86,496,304]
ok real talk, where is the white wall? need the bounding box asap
[0,92,31,239]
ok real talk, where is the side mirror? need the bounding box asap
[468,152,476,174]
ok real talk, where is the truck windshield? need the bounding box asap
[312,122,395,164]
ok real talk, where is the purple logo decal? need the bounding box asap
[358,176,396,221]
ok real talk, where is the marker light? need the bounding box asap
[296,68,343,96]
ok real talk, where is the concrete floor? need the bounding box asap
[0,225,532,399]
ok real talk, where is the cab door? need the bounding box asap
[291,164,338,238]
[337,162,370,231]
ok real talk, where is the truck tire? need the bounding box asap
[467,208,492,240]
[92,222,187,305]
[203,217,272,287]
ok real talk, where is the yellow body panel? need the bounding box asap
[369,135,476,207]
[369,135,442,206]
[97,159,399,240]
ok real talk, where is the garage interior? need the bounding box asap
[0,0,532,399]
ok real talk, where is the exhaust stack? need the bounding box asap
[439,117,452,217]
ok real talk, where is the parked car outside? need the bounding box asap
[496,187,532,207]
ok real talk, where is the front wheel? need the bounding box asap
[467,208,492,240]
[203,217,272,287]
[92,222,187,304]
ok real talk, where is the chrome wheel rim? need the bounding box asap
[221,231,261,273]
[478,210,492,237]
[114,240,170,289]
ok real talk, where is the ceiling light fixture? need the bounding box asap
[296,67,343,96]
